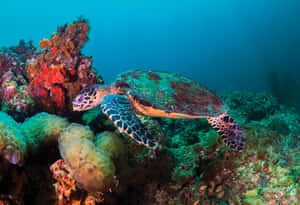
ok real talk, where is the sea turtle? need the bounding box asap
[72,70,245,151]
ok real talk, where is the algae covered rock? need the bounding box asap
[160,118,211,148]
[168,144,200,182]
[220,91,280,123]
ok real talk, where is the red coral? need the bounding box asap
[26,18,101,114]
[51,85,66,111]
[28,65,69,112]
[51,46,58,55]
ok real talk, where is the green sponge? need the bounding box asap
[0,111,26,165]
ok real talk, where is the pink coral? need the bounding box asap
[0,71,35,115]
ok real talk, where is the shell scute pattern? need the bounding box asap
[115,70,227,117]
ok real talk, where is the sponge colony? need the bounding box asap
[95,131,126,160]
[59,123,116,193]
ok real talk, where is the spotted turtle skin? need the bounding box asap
[73,70,245,151]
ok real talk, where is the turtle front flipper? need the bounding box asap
[101,94,157,148]
[207,113,245,151]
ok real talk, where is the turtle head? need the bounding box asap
[73,85,111,111]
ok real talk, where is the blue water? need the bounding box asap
[1,1,300,98]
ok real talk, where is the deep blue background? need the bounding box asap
[1,1,300,96]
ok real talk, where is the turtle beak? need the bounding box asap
[72,105,80,111]
[72,103,80,111]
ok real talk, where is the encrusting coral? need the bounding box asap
[26,18,102,114]
[0,41,36,120]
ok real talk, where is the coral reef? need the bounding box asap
[0,71,35,117]
[27,18,102,114]
[100,91,299,205]
[0,18,299,205]
[0,41,36,120]
[220,91,280,123]
[145,91,300,205]
[0,18,103,118]
[72,88,300,205]
[0,110,124,204]
[0,89,299,205]
[0,39,36,64]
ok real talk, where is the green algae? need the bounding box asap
[167,144,200,182]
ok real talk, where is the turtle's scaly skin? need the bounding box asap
[207,113,245,151]
[72,70,245,151]
[73,84,118,111]
[101,94,156,148]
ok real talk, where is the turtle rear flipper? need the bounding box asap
[101,94,157,148]
[207,113,245,151]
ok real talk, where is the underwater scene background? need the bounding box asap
[0,0,299,204]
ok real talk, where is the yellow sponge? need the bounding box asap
[0,112,120,194]
[95,131,126,159]
[59,123,116,193]
[0,112,69,165]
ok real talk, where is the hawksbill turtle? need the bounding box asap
[72,70,245,151]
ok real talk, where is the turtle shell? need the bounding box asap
[114,70,227,117]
